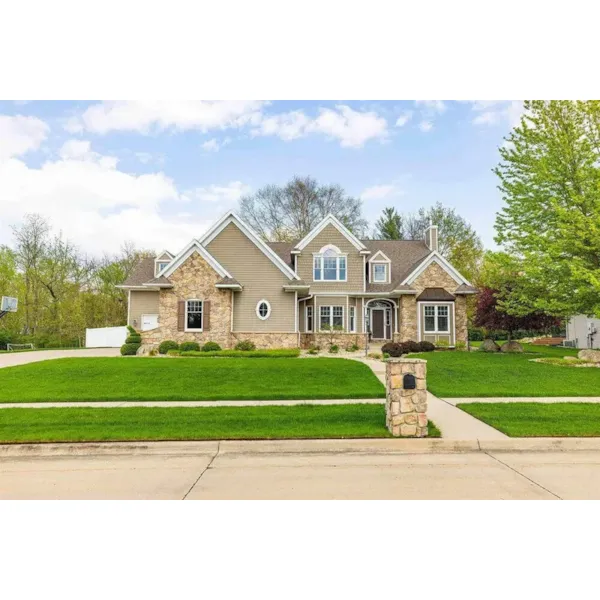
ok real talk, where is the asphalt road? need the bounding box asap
[1,440,599,499]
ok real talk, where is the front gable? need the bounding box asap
[161,240,231,281]
[401,252,472,288]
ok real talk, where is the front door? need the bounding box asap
[372,309,385,339]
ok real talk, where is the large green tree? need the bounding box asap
[374,207,403,240]
[239,176,368,241]
[494,100,600,317]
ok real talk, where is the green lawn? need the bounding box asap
[412,344,596,397]
[0,357,385,402]
[458,403,600,437]
[0,405,441,442]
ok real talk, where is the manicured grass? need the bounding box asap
[0,357,385,403]
[176,349,300,358]
[458,403,600,437]
[0,405,441,442]
[412,344,596,398]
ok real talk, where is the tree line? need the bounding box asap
[3,100,597,346]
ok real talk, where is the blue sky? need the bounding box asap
[0,100,522,256]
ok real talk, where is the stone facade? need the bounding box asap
[385,358,428,437]
[300,332,366,349]
[231,332,298,349]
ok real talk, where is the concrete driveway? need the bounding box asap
[2,440,599,499]
[0,348,120,369]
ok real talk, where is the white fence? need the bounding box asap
[85,326,128,348]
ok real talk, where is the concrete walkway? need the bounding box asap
[354,356,508,441]
[0,348,119,369]
[444,397,600,405]
[0,399,384,409]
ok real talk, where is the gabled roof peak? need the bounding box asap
[294,213,366,252]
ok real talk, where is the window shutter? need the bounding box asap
[178,300,185,331]
[203,300,210,331]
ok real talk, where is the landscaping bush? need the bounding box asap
[202,341,222,352]
[127,325,136,335]
[167,349,181,356]
[368,352,382,360]
[0,331,12,350]
[383,352,390,359]
[468,328,484,341]
[329,344,339,354]
[120,343,141,356]
[381,342,403,357]
[455,340,467,351]
[345,344,360,352]
[307,348,319,355]
[179,349,300,358]
[401,340,421,354]
[179,341,200,352]
[234,339,256,351]
[435,339,450,349]
[159,340,179,355]
[417,341,435,352]
[125,334,142,344]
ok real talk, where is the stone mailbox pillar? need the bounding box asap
[385,358,428,437]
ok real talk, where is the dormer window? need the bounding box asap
[313,245,347,282]
[369,250,391,284]
[155,261,170,276]
[373,264,387,282]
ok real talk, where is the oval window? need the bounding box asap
[256,300,271,320]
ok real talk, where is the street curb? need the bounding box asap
[2,437,600,458]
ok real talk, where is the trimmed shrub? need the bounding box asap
[417,341,435,352]
[202,341,222,352]
[127,325,137,335]
[436,339,450,348]
[307,348,319,355]
[234,339,256,351]
[167,349,181,356]
[401,340,421,354]
[120,343,141,356]
[345,344,359,352]
[329,344,339,354]
[381,342,403,357]
[368,352,382,360]
[179,341,200,352]
[383,352,390,359]
[126,334,142,344]
[159,340,179,355]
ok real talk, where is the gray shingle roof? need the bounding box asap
[267,241,297,269]
[120,257,155,287]
[144,275,173,287]
[216,276,242,287]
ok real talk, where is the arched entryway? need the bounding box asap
[364,299,397,341]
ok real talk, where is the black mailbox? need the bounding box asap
[403,374,416,389]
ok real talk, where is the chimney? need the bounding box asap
[424,222,438,252]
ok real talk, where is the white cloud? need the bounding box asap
[201,137,231,152]
[471,101,524,127]
[418,120,433,132]
[415,100,447,114]
[66,100,266,135]
[395,111,413,127]
[361,184,402,201]
[252,105,388,148]
[0,142,246,256]
[185,181,249,204]
[0,115,49,160]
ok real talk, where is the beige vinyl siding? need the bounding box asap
[129,291,160,329]
[206,222,296,332]
[296,224,364,292]
[299,297,314,332]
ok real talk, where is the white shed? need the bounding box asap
[565,315,600,349]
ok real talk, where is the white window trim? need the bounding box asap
[417,301,455,345]
[423,304,450,334]
[313,245,348,282]
[256,299,271,320]
[154,261,170,277]
[370,262,389,284]
[319,305,344,330]
[349,306,356,332]
[305,305,314,332]
[185,299,204,332]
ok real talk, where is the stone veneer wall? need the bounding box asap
[398,261,468,345]
[300,333,366,349]
[385,358,428,437]
[231,332,298,349]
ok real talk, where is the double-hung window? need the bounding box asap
[424,305,449,333]
[313,246,347,281]
[306,306,313,332]
[186,300,203,331]
[349,306,356,332]
[372,263,387,282]
[320,306,344,330]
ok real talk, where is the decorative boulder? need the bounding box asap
[578,349,600,363]
[479,339,500,352]
[564,356,578,361]
[500,341,524,353]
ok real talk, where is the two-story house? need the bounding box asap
[118,211,476,350]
